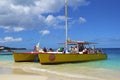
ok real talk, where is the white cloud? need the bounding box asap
[13,27,25,32]
[12,0,35,6]
[0,26,25,32]
[34,0,64,14]
[0,26,10,29]
[40,30,50,36]
[0,26,10,32]
[45,15,56,25]
[10,4,30,15]
[79,17,86,24]
[57,16,65,21]
[0,0,90,32]
[0,37,22,43]
[45,15,66,29]
[69,0,90,9]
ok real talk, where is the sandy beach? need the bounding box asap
[0,61,120,80]
[0,74,47,80]
[0,61,82,80]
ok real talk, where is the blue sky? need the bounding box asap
[0,0,120,49]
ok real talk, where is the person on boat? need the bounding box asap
[34,45,39,52]
[60,47,64,52]
[74,46,79,53]
[82,48,88,54]
[48,48,53,52]
[87,48,92,54]
[79,44,84,52]
[69,46,73,52]
[91,46,96,54]
[69,46,75,53]
[69,46,78,54]
[43,47,47,52]
[34,44,44,52]
[57,47,64,52]
[97,48,102,54]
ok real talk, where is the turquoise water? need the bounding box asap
[0,48,120,70]
[0,55,13,61]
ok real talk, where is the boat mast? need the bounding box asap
[65,0,68,53]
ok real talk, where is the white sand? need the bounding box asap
[0,61,120,80]
[0,74,48,80]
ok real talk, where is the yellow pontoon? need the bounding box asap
[38,41,107,64]
[13,52,38,62]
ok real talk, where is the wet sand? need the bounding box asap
[0,61,120,80]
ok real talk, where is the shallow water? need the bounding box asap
[0,48,120,80]
[0,48,120,70]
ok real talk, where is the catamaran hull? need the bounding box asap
[13,53,38,62]
[38,53,107,64]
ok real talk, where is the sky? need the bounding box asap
[0,0,120,49]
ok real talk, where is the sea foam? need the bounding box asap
[30,67,104,80]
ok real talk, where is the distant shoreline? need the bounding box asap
[0,46,26,51]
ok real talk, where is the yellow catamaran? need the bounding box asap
[38,0,107,64]
[39,53,107,64]
[13,0,107,64]
[38,41,107,64]
[13,52,38,62]
[13,43,40,62]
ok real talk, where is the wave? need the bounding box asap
[29,67,104,80]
